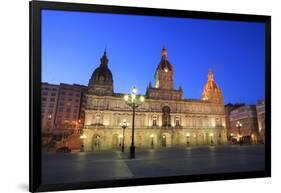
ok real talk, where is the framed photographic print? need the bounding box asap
[30,1,271,192]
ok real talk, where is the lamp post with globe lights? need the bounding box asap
[150,134,155,148]
[120,120,128,152]
[45,113,52,151]
[124,87,145,159]
[75,119,81,133]
[47,114,52,132]
[236,121,243,146]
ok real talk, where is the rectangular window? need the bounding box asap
[153,119,157,126]
[176,120,180,126]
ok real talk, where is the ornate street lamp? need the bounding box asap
[236,121,243,146]
[186,133,190,146]
[74,119,81,134]
[120,120,128,152]
[45,114,52,151]
[150,134,154,148]
[209,133,214,145]
[47,113,52,132]
[124,87,145,159]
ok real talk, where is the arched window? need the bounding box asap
[162,106,171,127]
[116,116,120,126]
[95,113,101,125]
[216,117,221,126]
[152,115,157,127]
[175,116,180,126]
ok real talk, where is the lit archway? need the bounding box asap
[162,135,167,147]
[92,134,101,151]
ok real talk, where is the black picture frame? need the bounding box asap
[29,1,271,192]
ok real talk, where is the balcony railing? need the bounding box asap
[84,124,105,129]
[84,124,225,130]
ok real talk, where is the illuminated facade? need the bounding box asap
[256,100,265,143]
[54,83,87,132]
[224,103,245,140]
[41,83,59,132]
[82,48,227,151]
[229,105,259,144]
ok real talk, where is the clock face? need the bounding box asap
[164,68,168,72]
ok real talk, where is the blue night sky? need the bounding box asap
[42,10,265,104]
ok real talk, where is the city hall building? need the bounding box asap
[82,48,227,151]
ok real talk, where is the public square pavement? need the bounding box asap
[42,145,265,184]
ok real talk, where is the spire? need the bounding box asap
[208,69,214,81]
[100,49,108,67]
[161,46,167,59]
[149,81,152,88]
[179,85,182,91]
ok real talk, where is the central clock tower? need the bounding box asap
[146,47,182,100]
[155,47,174,90]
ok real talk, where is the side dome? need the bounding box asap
[201,70,224,104]
[88,50,114,95]
[91,65,113,83]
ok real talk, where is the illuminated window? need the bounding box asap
[95,113,102,125]
[153,119,157,126]
[176,118,180,126]
[152,115,157,126]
